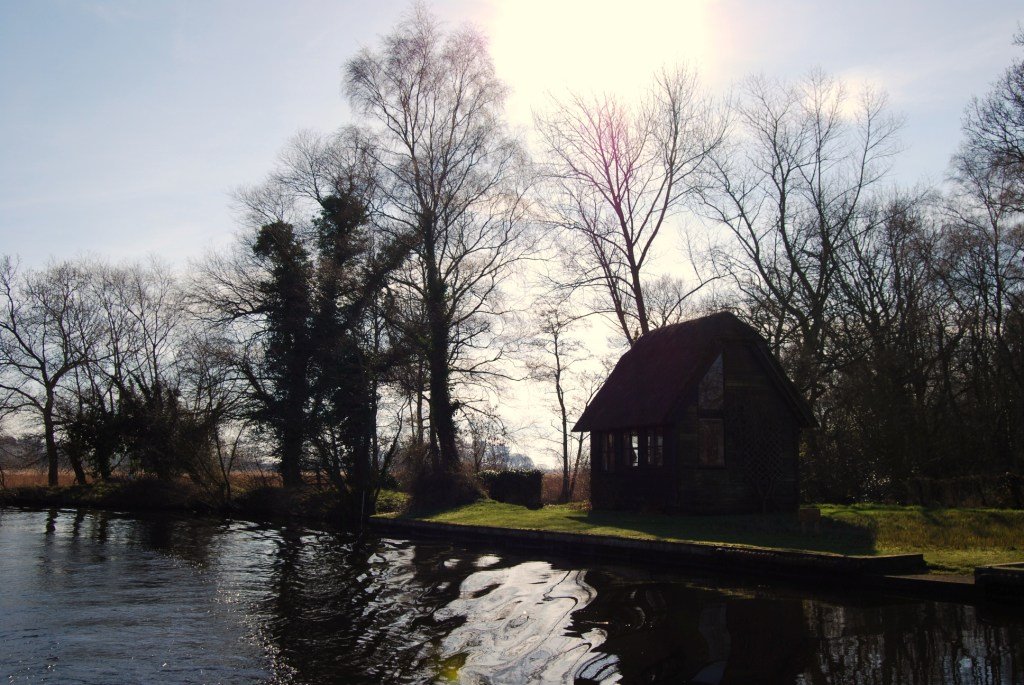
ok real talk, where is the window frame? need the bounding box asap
[694,351,727,468]
[646,428,664,468]
[601,432,616,471]
[626,430,640,468]
[698,353,724,411]
[697,418,726,468]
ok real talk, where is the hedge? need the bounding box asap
[477,468,543,509]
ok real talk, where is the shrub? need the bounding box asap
[407,466,484,511]
[478,468,543,509]
[901,473,1024,509]
[234,484,346,521]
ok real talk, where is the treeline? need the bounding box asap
[0,7,531,516]
[0,258,246,496]
[1,7,1022,510]
[702,65,1024,504]
[530,40,1023,506]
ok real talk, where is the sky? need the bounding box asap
[1,0,1021,463]
[1,0,1020,267]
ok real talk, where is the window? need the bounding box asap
[602,433,615,471]
[647,429,663,467]
[698,419,725,467]
[626,430,639,467]
[699,353,724,410]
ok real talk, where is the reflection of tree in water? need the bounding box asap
[7,509,269,684]
[572,569,1024,685]
[254,536,610,684]
[120,512,222,566]
[254,532,525,684]
[13,513,1024,683]
[803,600,1024,684]
[40,508,221,568]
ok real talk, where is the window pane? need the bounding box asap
[603,433,615,471]
[699,354,724,410]
[647,429,663,467]
[628,431,639,467]
[698,419,725,466]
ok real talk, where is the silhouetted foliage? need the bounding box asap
[478,468,543,509]
[699,55,1024,504]
[4,18,1024,513]
[345,4,531,496]
[199,187,411,515]
[120,379,217,482]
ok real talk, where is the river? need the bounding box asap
[0,507,1021,684]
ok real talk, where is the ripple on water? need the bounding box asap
[435,560,606,683]
[2,508,1023,685]
[0,509,271,684]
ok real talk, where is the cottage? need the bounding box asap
[573,311,815,514]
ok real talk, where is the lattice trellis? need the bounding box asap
[730,403,786,510]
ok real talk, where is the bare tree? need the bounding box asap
[957,29,1024,209]
[0,258,105,485]
[642,274,705,329]
[175,329,253,499]
[49,259,197,482]
[526,295,602,502]
[536,67,724,345]
[345,4,531,487]
[702,72,902,404]
[797,192,953,497]
[461,410,507,474]
[940,130,1024,475]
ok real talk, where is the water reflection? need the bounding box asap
[570,570,811,683]
[1,508,1022,684]
[437,562,601,682]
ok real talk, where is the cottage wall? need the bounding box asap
[580,312,811,515]
[589,427,680,510]
[674,341,800,513]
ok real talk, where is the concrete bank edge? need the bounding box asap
[366,517,996,604]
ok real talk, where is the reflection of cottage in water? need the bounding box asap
[574,312,815,513]
[569,569,811,683]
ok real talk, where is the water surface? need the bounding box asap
[1,508,1021,684]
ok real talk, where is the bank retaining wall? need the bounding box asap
[368,518,930,581]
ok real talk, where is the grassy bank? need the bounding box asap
[387,501,1024,575]
[7,479,1019,575]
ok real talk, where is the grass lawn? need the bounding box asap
[385,501,1024,575]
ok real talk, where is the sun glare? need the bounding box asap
[486,0,719,126]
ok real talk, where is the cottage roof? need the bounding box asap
[572,311,815,432]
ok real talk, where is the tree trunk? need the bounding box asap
[348,366,376,522]
[422,217,460,473]
[279,424,304,488]
[68,452,87,485]
[427,343,459,471]
[569,432,585,500]
[414,362,425,444]
[556,361,571,503]
[42,403,59,487]
[350,436,371,521]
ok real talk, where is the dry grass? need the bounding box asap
[1,469,81,488]
[540,471,590,504]
[0,467,285,491]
